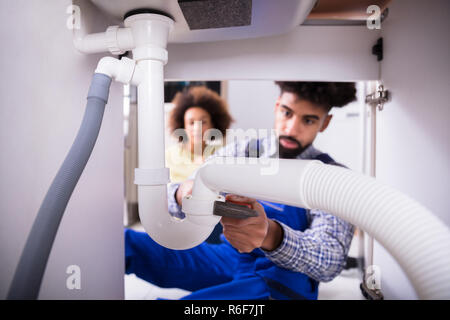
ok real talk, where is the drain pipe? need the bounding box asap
[8,12,199,298]
[73,21,134,55]
[125,13,223,249]
[72,12,223,250]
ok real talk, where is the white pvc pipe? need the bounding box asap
[125,14,222,250]
[193,157,450,299]
[136,60,165,168]
[135,58,222,249]
[74,30,109,53]
[73,26,133,54]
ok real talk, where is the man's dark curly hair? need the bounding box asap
[275,82,357,111]
[169,86,233,136]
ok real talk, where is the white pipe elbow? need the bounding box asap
[137,184,221,250]
[95,56,136,84]
[135,159,222,250]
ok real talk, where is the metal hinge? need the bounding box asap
[360,281,384,300]
[365,84,390,111]
[372,38,383,61]
[360,265,384,300]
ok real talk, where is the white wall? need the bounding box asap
[226,80,365,172]
[227,80,279,131]
[314,82,366,172]
[166,25,380,81]
[374,0,450,299]
[0,0,124,299]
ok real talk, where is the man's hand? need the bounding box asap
[175,179,194,206]
[220,194,283,253]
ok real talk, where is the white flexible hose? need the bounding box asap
[193,158,450,299]
[300,162,450,299]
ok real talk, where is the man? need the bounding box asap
[125,82,357,300]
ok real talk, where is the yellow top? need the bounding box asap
[165,143,219,183]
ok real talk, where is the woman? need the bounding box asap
[166,85,233,183]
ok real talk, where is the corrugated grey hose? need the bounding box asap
[7,73,112,300]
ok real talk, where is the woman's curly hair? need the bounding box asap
[169,86,233,135]
[275,82,357,111]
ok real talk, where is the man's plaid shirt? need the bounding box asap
[167,136,355,282]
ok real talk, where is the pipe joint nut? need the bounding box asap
[106,26,127,55]
[133,46,168,64]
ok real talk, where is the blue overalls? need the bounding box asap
[125,152,338,300]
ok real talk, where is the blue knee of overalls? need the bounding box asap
[252,202,319,300]
[182,202,319,300]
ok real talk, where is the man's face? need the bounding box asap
[274,92,332,158]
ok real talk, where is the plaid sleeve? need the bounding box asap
[167,182,185,219]
[263,209,355,282]
[167,139,249,218]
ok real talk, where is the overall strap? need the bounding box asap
[314,153,346,168]
[245,138,264,158]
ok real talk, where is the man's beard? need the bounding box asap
[277,135,308,159]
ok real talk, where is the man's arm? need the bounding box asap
[167,182,184,218]
[220,197,354,282]
[167,139,250,217]
[262,209,355,282]
[167,138,355,282]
